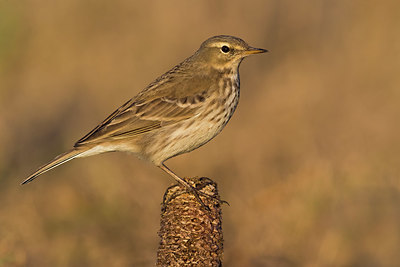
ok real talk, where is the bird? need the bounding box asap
[22,35,267,200]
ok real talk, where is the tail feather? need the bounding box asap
[21,149,86,185]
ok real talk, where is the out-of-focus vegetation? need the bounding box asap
[1,0,400,266]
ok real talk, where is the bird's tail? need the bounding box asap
[21,148,87,185]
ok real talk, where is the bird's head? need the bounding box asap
[194,35,267,70]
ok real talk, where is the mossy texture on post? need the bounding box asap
[157,177,223,267]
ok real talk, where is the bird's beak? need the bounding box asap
[244,47,268,55]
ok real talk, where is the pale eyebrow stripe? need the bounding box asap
[209,42,242,50]
[209,42,229,47]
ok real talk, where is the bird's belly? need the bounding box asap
[145,105,235,165]
[143,81,240,165]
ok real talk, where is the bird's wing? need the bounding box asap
[75,74,211,146]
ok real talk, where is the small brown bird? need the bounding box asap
[22,35,267,196]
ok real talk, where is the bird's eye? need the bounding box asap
[221,45,230,53]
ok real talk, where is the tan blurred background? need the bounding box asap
[1,0,400,266]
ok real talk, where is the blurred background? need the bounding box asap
[1,0,400,266]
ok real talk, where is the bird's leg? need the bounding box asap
[159,163,212,211]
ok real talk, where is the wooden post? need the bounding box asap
[157,177,223,266]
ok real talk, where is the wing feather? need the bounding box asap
[75,61,214,146]
[74,95,203,146]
